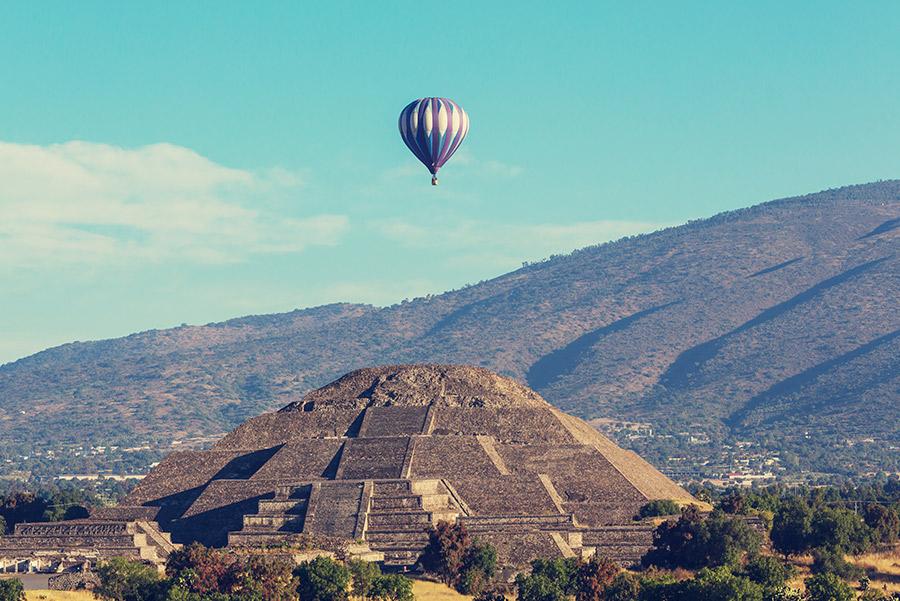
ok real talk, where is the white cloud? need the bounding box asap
[0,140,347,266]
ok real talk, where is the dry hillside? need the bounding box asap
[1,181,897,477]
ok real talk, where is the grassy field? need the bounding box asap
[16,579,470,601]
[410,579,472,601]
[25,591,95,601]
[787,550,900,595]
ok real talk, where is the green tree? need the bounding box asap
[742,555,793,591]
[863,503,900,544]
[529,557,580,596]
[642,508,762,570]
[804,573,854,601]
[367,575,413,601]
[348,560,381,599]
[457,540,498,595]
[0,578,26,601]
[95,557,165,601]
[0,492,48,532]
[295,556,350,601]
[809,507,873,554]
[770,499,813,556]
[515,573,565,601]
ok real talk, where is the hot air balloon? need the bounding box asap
[398,97,469,185]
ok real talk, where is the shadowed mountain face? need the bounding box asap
[1,181,898,477]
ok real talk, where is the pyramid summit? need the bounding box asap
[1,364,695,569]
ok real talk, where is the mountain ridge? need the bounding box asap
[2,180,898,478]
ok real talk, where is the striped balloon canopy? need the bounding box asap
[398,97,469,185]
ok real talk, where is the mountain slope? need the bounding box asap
[2,181,898,478]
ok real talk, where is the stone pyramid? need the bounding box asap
[1,365,695,569]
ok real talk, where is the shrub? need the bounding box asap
[759,586,803,601]
[633,570,689,601]
[804,573,854,601]
[810,548,864,580]
[295,556,350,601]
[638,500,681,519]
[95,557,165,601]
[858,590,895,601]
[0,578,26,601]
[602,572,641,601]
[366,575,413,601]
[684,567,763,601]
[473,591,506,601]
[348,559,381,599]
[743,555,793,590]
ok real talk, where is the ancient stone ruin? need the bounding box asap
[0,364,695,571]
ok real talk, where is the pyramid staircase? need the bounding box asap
[363,479,460,567]
[227,484,310,546]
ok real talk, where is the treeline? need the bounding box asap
[89,545,414,601]
[0,478,139,534]
[4,481,900,601]
[0,484,103,534]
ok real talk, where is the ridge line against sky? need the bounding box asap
[3,2,900,363]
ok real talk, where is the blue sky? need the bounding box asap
[2,2,900,364]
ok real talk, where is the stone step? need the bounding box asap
[257,500,307,515]
[365,521,431,533]
[370,496,423,511]
[381,549,422,566]
[461,515,576,531]
[365,530,430,544]
[430,511,459,523]
[366,511,433,527]
[372,481,412,495]
[420,494,454,511]
[409,479,443,496]
[228,531,291,546]
[242,515,304,531]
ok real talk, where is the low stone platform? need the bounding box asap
[0,520,178,572]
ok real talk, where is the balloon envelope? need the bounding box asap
[398,98,468,181]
